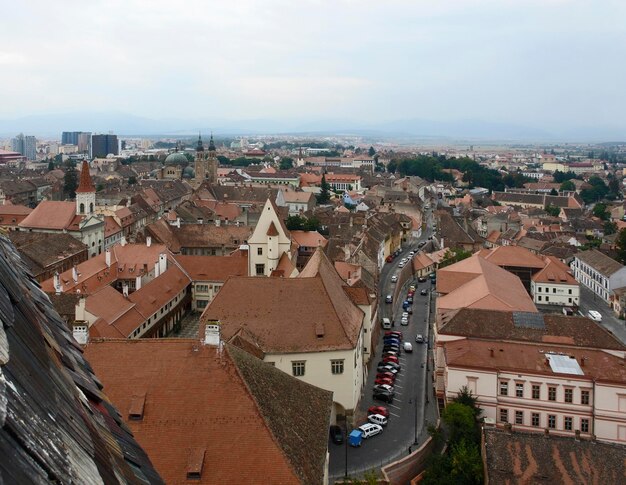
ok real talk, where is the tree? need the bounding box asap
[616,228,626,263]
[47,160,55,171]
[545,204,560,217]
[128,176,137,185]
[553,170,578,183]
[453,386,483,419]
[560,180,576,192]
[285,215,305,231]
[387,160,397,173]
[449,440,483,485]
[593,202,610,221]
[368,146,376,157]
[279,157,294,170]
[317,174,331,204]
[608,177,622,199]
[604,221,617,236]
[441,402,477,444]
[549,188,558,196]
[63,161,78,199]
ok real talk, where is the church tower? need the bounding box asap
[206,133,217,184]
[76,160,96,216]
[194,133,206,182]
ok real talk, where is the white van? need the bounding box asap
[368,414,388,427]
[587,310,602,322]
[381,318,392,329]
[358,423,383,438]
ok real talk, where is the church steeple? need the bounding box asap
[197,132,204,152]
[208,133,216,152]
[76,160,95,194]
[76,160,96,216]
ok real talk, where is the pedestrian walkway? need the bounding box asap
[169,312,201,338]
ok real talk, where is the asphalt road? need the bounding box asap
[328,205,438,479]
[578,286,626,344]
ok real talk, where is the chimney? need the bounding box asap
[53,272,61,295]
[504,422,513,434]
[154,260,160,278]
[544,428,550,438]
[204,322,221,347]
[176,217,181,228]
[159,253,167,275]
[105,248,111,267]
[76,296,87,321]
[122,282,129,298]
[135,275,142,291]
[146,236,152,247]
[72,265,78,283]
[575,430,581,441]
[121,236,127,246]
[215,218,221,227]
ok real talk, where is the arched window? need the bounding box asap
[89,203,94,213]
[79,203,85,214]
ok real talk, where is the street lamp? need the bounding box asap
[344,420,348,478]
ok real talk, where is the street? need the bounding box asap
[328,204,438,480]
[578,285,626,344]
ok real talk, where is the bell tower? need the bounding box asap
[76,160,96,216]
[194,133,206,183]
[206,133,217,184]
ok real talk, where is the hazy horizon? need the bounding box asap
[2,1,625,141]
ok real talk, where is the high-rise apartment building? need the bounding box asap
[90,134,119,158]
[77,132,91,153]
[62,131,91,153]
[11,133,37,160]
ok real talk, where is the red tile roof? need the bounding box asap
[532,256,577,284]
[174,253,248,281]
[477,245,546,269]
[84,340,332,485]
[76,160,95,193]
[19,201,78,230]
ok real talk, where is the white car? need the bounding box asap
[401,317,409,326]
[415,334,424,344]
[358,423,383,438]
[391,275,398,283]
[403,342,413,353]
[587,310,602,322]
[402,312,409,319]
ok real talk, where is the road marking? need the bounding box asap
[389,412,401,418]
[394,384,404,389]
[389,403,402,409]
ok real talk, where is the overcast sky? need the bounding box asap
[2,0,625,135]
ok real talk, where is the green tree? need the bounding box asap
[442,402,477,444]
[553,170,578,183]
[387,160,397,173]
[303,216,321,232]
[368,146,376,157]
[593,203,610,221]
[449,440,483,485]
[47,160,55,171]
[128,176,137,185]
[608,177,622,199]
[549,188,558,196]
[453,386,483,419]
[604,221,617,235]
[545,204,560,217]
[616,229,626,263]
[560,180,576,191]
[63,161,78,199]
[317,174,331,204]
[285,215,305,231]
[279,157,294,170]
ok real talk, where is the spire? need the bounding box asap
[76,160,95,193]
[196,132,204,152]
[208,132,216,152]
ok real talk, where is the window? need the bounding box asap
[581,389,590,405]
[515,410,524,425]
[553,288,556,293]
[564,388,573,403]
[196,284,209,293]
[546,296,549,302]
[331,360,344,374]
[531,413,540,427]
[564,416,573,431]
[538,287,542,292]
[500,408,508,423]
[292,361,305,376]
[255,263,265,275]
[500,381,509,396]
[548,386,557,401]
[548,414,556,429]
[538,296,542,301]
[568,289,572,294]
[532,384,540,399]
[196,299,208,309]
[581,418,589,433]
[516,383,524,398]
[257,247,263,255]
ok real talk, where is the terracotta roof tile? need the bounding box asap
[84,340,332,485]
[19,201,78,230]
[76,160,95,193]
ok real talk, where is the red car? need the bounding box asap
[383,355,399,364]
[374,377,395,386]
[376,372,396,381]
[368,406,390,418]
[386,255,393,263]
[385,331,403,339]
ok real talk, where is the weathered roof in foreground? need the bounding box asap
[0,235,163,484]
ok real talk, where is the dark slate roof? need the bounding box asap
[0,235,163,484]
[483,427,626,484]
[575,248,624,275]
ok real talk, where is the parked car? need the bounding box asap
[418,241,426,248]
[373,384,394,394]
[409,285,416,291]
[385,331,403,339]
[383,337,400,345]
[401,317,409,326]
[383,347,400,355]
[406,306,413,314]
[368,406,389,418]
[407,296,414,304]
[375,376,395,386]
[385,294,393,303]
[329,425,344,444]
[420,289,428,296]
[377,364,399,374]
[587,310,602,322]
[358,423,383,439]
[408,251,415,257]
[391,274,398,283]
[386,255,393,263]
[373,389,394,403]
[418,276,427,282]
[415,334,424,344]
[383,355,399,364]
[403,342,413,353]
[368,414,388,427]
[402,300,410,310]
[379,361,400,372]
[376,372,396,381]
[398,261,406,268]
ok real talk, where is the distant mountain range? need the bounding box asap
[0,111,623,143]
